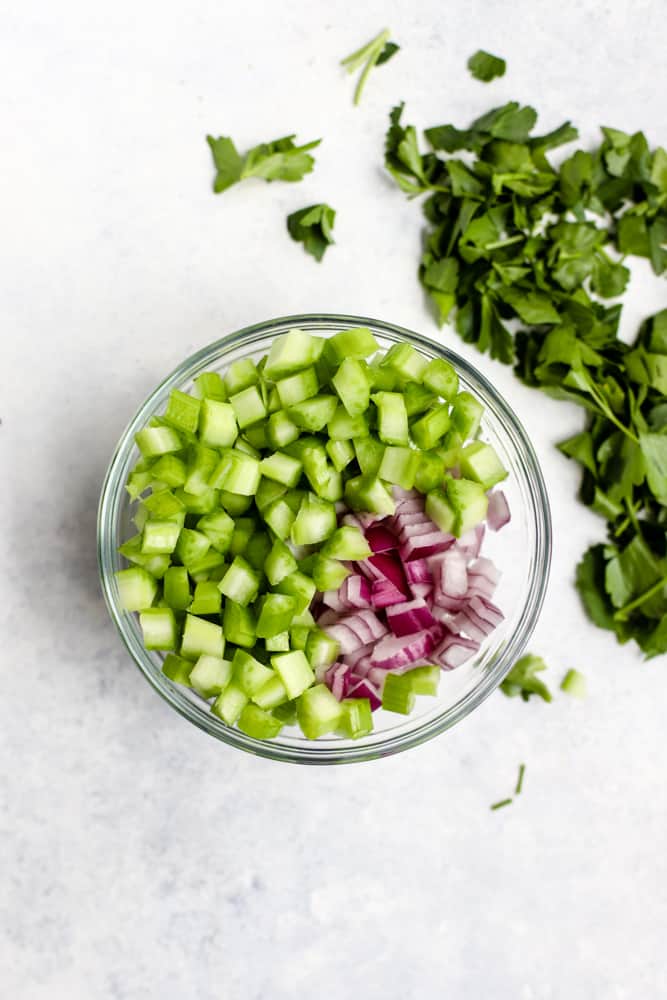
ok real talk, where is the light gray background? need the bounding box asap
[2,2,666,997]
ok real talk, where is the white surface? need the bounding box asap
[2,2,666,997]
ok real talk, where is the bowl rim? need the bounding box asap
[98,313,552,764]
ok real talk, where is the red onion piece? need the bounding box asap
[370,629,439,669]
[487,490,511,531]
[386,598,438,636]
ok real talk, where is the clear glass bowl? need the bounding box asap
[98,314,551,764]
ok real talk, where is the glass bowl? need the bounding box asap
[98,314,551,764]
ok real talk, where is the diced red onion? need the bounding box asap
[365,524,398,553]
[487,490,511,532]
[386,598,438,636]
[340,574,372,609]
[456,524,485,560]
[316,608,341,627]
[321,622,361,655]
[432,632,480,669]
[370,629,439,669]
[399,530,455,562]
[345,675,382,710]
[370,578,406,608]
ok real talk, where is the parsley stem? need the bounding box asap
[485,235,524,251]
[614,574,667,621]
[490,798,513,811]
[586,383,639,444]
[515,763,526,795]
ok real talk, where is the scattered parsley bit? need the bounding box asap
[490,798,513,811]
[206,134,320,193]
[515,763,526,795]
[500,654,552,702]
[385,100,667,655]
[341,29,400,106]
[561,670,587,698]
[467,50,506,82]
[287,203,336,261]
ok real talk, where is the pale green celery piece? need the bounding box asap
[115,567,158,611]
[180,613,225,660]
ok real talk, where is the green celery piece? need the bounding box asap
[245,531,272,572]
[312,555,351,591]
[378,446,420,489]
[296,684,342,737]
[321,525,372,560]
[274,572,316,615]
[451,392,484,439]
[267,409,301,449]
[223,358,259,395]
[326,328,380,363]
[232,649,275,696]
[218,556,260,607]
[291,494,337,545]
[174,486,220,515]
[253,675,291,710]
[198,399,238,448]
[287,204,336,261]
[263,330,325,379]
[256,594,297,639]
[332,358,371,417]
[237,705,283,739]
[415,451,445,493]
[288,395,338,432]
[354,436,384,475]
[255,477,287,512]
[135,425,183,458]
[381,343,428,382]
[223,600,256,648]
[402,665,440,696]
[140,608,179,651]
[197,510,235,553]
[403,382,437,417]
[189,581,222,615]
[189,655,233,698]
[229,385,267,429]
[422,358,459,400]
[188,550,226,582]
[150,455,187,488]
[275,367,319,408]
[193,371,227,400]
[337,697,373,738]
[341,29,398,106]
[141,519,181,555]
[180,613,225,660]
[344,475,395,515]
[382,674,416,714]
[328,405,370,440]
[211,682,249,725]
[209,450,261,495]
[164,389,201,434]
[500,654,552,702]
[373,391,409,445]
[115,567,158,612]
[446,478,489,535]
[162,653,193,686]
[263,497,297,539]
[305,629,340,671]
[326,438,355,471]
[175,528,210,567]
[229,517,255,556]
[272,650,315,699]
[289,625,312,651]
[265,538,298,586]
[458,441,508,490]
[425,488,456,534]
[184,445,219,496]
[410,404,451,450]
[265,631,290,652]
[163,566,191,611]
[561,669,587,698]
[260,451,303,487]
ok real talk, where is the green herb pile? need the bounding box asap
[384,101,667,657]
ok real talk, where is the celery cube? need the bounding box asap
[180,613,225,660]
[229,385,267,429]
[237,705,283,739]
[296,684,342,738]
[140,608,179,651]
[459,441,508,490]
[189,655,233,698]
[164,389,201,434]
[272,650,315,698]
[115,567,158,611]
[199,399,238,447]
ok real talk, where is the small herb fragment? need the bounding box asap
[561,669,587,698]
[207,134,321,193]
[467,50,506,82]
[287,203,336,261]
[490,798,513,811]
[515,763,526,795]
[500,654,552,702]
[341,29,400,106]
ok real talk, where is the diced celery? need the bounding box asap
[140,608,179,651]
[163,566,191,610]
[237,704,283,739]
[272,650,315,698]
[354,435,385,476]
[174,487,219,514]
[234,437,262,459]
[423,358,459,400]
[266,386,281,414]
[326,438,355,471]
[229,385,267,429]
[368,357,398,390]
[328,406,369,440]
[378,446,420,489]
[232,649,275,696]
[263,497,296,539]
[115,567,158,611]
[301,444,329,491]
[229,518,256,555]
[150,455,187,488]
[315,469,343,503]
[381,342,428,382]
[253,674,290,709]
[189,655,233,698]
[321,525,372,560]
[118,536,171,578]
[305,628,340,671]
[211,682,249,725]
[410,404,451,450]
[175,528,210,566]
[188,550,226,580]
[288,395,338,432]
[283,435,321,460]
[332,358,371,417]
[272,699,298,724]
[382,673,416,714]
[245,531,271,571]
[180,613,225,659]
[218,490,253,515]
[289,625,312,650]
[255,477,288,512]
[141,489,186,518]
[265,631,290,652]
[267,409,301,449]
[223,357,259,395]
[344,475,395,515]
[243,424,269,450]
[451,391,484,439]
[415,451,445,493]
[263,329,324,379]
[297,684,342,738]
[276,367,319,407]
[162,653,193,685]
[218,556,260,606]
[402,665,441,696]
[561,669,587,698]
[291,607,315,627]
[141,519,181,554]
[184,445,219,496]
[291,494,337,545]
[189,581,222,615]
[223,600,256,647]
[256,593,297,638]
[209,450,261,495]
[265,538,298,586]
[337,698,373,738]
[459,441,508,490]
[260,451,303,487]
[447,478,489,535]
[125,468,154,500]
[326,327,379,363]
[275,571,316,614]
[425,488,456,534]
[199,399,238,447]
[196,510,234,553]
[373,391,409,445]
[135,425,183,458]
[312,555,351,591]
[164,389,201,434]
[194,371,227,400]
[403,382,437,416]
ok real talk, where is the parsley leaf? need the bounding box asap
[341,29,400,106]
[206,133,320,193]
[467,50,506,82]
[286,203,336,261]
[500,654,552,702]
